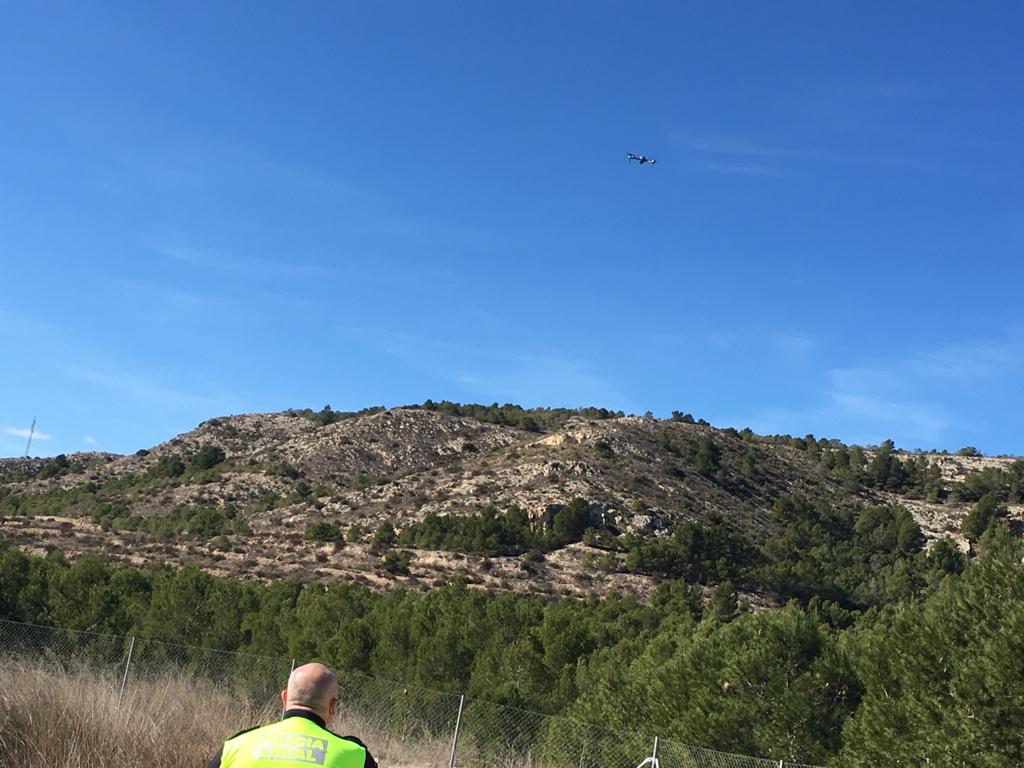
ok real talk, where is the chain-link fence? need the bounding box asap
[0,618,822,768]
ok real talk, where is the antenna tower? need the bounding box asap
[25,417,36,458]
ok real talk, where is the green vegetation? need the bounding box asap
[190,444,226,470]
[411,400,624,432]
[1,483,106,518]
[395,499,595,557]
[267,462,302,480]
[620,519,753,585]
[837,527,1024,765]
[90,502,249,540]
[810,439,944,498]
[694,436,722,478]
[1,526,1021,765]
[379,549,412,574]
[0,470,166,519]
[37,454,82,479]
[397,506,535,555]
[395,493,946,616]
[0,444,234,523]
[304,521,343,543]
[286,404,387,426]
[288,480,314,504]
[961,491,1008,543]
[149,454,185,479]
[774,435,1023,507]
[754,497,937,610]
[953,460,1024,503]
[0,455,86,484]
[580,495,955,614]
[370,521,397,554]
[5,405,1024,764]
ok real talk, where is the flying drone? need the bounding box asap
[627,153,656,165]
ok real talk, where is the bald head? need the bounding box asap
[283,663,338,721]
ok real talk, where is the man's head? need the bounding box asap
[281,663,339,723]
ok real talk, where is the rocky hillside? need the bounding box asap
[1,405,1021,603]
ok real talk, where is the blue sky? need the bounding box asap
[2,2,1022,458]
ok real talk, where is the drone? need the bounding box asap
[627,153,657,165]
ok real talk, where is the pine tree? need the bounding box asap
[839,529,1024,766]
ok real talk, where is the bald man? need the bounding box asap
[207,663,377,768]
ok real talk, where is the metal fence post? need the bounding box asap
[636,737,659,768]
[117,636,136,707]
[290,658,296,676]
[448,694,465,768]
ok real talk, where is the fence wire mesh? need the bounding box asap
[0,617,131,676]
[456,699,655,768]
[127,635,288,707]
[0,618,822,768]
[335,670,464,768]
[657,735,812,768]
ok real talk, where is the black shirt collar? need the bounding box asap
[283,709,326,730]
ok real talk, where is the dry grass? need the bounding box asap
[0,664,456,768]
[334,711,452,768]
[0,665,276,768]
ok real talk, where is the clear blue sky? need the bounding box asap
[2,2,1022,458]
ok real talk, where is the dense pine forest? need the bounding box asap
[2,523,1022,765]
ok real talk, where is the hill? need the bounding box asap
[1,404,1021,604]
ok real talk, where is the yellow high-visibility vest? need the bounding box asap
[220,714,369,768]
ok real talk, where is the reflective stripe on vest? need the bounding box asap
[221,716,367,768]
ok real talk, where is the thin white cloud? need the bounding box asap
[705,331,738,351]
[639,328,813,358]
[829,391,951,447]
[910,337,1024,380]
[0,308,69,347]
[455,354,633,413]
[738,332,1024,449]
[151,243,345,280]
[703,162,782,177]
[679,129,965,178]
[342,326,636,413]
[770,333,815,357]
[821,362,957,445]
[84,435,97,445]
[155,244,215,267]
[56,362,230,410]
[5,427,52,440]
[678,133,796,177]
[740,393,951,449]
[680,135,799,158]
[118,280,206,311]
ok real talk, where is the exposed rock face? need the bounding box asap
[1,407,1020,602]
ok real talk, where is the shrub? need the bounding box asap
[190,445,226,470]
[371,522,397,554]
[380,549,412,575]
[304,521,343,543]
[962,492,1007,543]
[149,454,185,479]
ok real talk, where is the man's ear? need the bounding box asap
[280,689,288,709]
